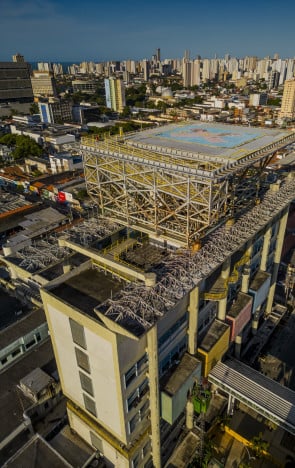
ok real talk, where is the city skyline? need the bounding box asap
[0,0,295,62]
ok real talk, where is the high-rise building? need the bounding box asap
[12,53,24,63]
[31,71,57,97]
[104,77,126,113]
[0,59,33,103]
[279,78,295,120]
[249,93,268,107]
[41,122,295,468]
[38,98,73,124]
[156,48,161,62]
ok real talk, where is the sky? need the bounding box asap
[0,0,295,63]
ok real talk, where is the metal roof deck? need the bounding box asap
[209,359,295,434]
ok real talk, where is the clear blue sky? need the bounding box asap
[1,0,294,62]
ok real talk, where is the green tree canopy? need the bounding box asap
[0,134,43,160]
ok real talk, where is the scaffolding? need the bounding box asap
[65,215,121,247]
[96,177,295,333]
[81,128,295,247]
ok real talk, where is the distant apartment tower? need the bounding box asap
[249,93,268,107]
[12,53,24,63]
[31,71,57,97]
[0,59,33,103]
[279,78,295,120]
[38,98,72,124]
[104,78,126,113]
[72,80,97,94]
[156,48,161,62]
[142,60,150,81]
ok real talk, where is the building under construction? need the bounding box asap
[39,122,295,467]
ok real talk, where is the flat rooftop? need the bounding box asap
[163,354,201,396]
[0,308,46,349]
[249,270,271,292]
[51,267,124,318]
[126,122,293,162]
[0,339,55,443]
[226,292,252,319]
[199,320,230,353]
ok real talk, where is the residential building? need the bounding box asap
[249,93,268,107]
[31,71,57,97]
[38,98,73,124]
[72,80,97,94]
[279,78,295,120]
[104,78,126,113]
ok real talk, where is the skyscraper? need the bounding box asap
[0,57,33,103]
[279,78,295,120]
[104,77,126,113]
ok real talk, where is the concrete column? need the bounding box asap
[147,326,161,468]
[260,226,272,271]
[241,246,253,294]
[186,400,194,430]
[63,261,71,274]
[187,285,199,355]
[227,394,235,415]
[265,209,289,315]
[234,335,242,359]
[218,260,230,321]
[252,312,259,335]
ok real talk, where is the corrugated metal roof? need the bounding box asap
[209,359,295,430]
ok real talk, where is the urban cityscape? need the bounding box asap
[0,43,295,468]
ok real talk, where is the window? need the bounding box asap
[90,431,103,452]
[129,412,140,433]
[75,348,91,374]
[69,318,87,349]
[127,379,149,412]
[125,366,136,387]
[124,353,148,388]
[79,371,94,396]
[132,452,141,468]
[12,348,21,358]
[25,339,35,349]
[143,440,151,457]
[83,393,97,417]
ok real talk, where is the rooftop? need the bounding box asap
[52,267,124,318]
[20,367,53,395]
[226,292,252,319]
[249,269,271,292]
[125,121,293,163]
[3,434,72,468]
[0,339,55,443]
[163,354,201,396]
[199,320,230,353]
[0,308,46,349]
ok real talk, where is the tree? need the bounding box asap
[250,432,269,458]
[0,134,17,147]
[29,102,39,115]
[0,135,43,160]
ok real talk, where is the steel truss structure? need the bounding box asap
[96,177,295,333]
[81,129,295,247]
[15,236,71,273]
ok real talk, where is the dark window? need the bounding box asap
[25,339,35,349]
[83,393,97,417]
[12,348,21,357]
[90,431,103,452]
[75,348,91,374]
[79,371,94,396]
[69,318,87,349]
